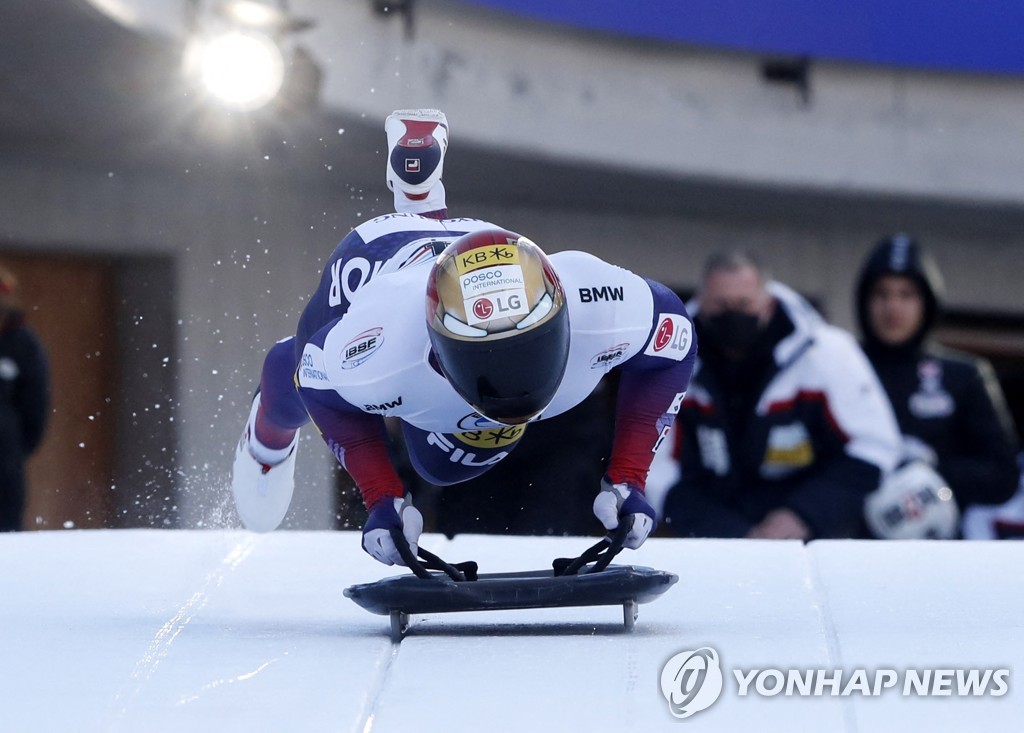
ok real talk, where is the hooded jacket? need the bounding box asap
[856,235,1019,511]
[662,282,901,539]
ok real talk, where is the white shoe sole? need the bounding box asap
[231,395,298,532]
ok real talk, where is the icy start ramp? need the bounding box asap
[0,530,1020,732]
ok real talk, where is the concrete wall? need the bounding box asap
[105,0,1024,204]
[290,0,1024,205]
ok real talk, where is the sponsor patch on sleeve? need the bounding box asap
[340,327,384,369]
[643,313,693,361]
[297,346,330,387]
[590,343,630,370]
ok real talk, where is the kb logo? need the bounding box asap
[660,647,724,719]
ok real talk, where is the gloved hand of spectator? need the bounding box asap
[593,478,657,549]
[361,495,424,566]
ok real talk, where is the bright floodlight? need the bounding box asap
[193,30,285,111]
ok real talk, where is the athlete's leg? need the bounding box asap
[385,109,449,217]
[253,337,309,450]
[232,337,306,532]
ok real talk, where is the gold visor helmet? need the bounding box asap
[426,228,569,424]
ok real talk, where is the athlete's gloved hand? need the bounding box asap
[592,479,657,550]
[361,495,424,566]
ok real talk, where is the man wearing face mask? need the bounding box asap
[661,251,901,539]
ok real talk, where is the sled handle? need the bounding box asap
[389,528,478,582]
[553,520,630,577]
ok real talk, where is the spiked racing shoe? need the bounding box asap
[231,396,298,532]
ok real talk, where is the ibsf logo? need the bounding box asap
[341,328,384,370]
[660,647,724,719]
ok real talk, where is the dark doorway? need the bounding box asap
[3,254,118,529]
[2,251,180,529]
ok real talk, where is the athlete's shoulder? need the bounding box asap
[552,250,648,292]
[302,276,426,390]
[554,253,693,368]
[552,250,655,315]
[550,249,618,271]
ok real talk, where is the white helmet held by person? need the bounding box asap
[865,461,960,539]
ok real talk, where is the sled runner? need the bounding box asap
[344,524,678,641]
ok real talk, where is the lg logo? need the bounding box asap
[467,293,528,325]
[660,647,724,719]
[472,298,493,319]
[644,313,693,362]
[653,318,674,351]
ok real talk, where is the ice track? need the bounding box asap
[1,530,1021,732]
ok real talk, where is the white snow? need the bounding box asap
[1,530,1021,732]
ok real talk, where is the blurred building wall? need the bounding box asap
[298,0,1024,204]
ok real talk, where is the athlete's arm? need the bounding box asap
[591,279,697,548]
[297,386,405,510]
[607,279,697,489]
[295,319,405,511]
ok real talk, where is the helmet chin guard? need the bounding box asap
[426,228,569,424]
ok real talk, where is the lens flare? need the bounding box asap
[188,30,284,111]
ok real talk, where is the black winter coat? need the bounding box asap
[866,344,1019,509]
[0,312,50,529]
[855,235,1019,511]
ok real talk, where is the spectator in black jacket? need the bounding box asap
[662,252,900,539]
[856,235,1019,536]
[0,266,50,531]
